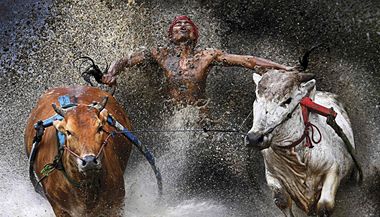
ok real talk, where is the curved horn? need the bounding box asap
[298,73,316,83]
[52,103,66,117]
[93,96,108,112]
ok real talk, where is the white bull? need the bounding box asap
[246,70,356,217]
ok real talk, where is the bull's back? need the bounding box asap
[312,91,355,179]
[314,91,355,148]
[24,86,132,156]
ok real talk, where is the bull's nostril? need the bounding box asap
[247,132,264,146]
[80,155,100,170]
[258,135,264,143]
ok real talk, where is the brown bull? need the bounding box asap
[24,86,135,217]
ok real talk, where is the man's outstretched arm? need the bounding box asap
[102,47,152,85]
[213,50,293,74]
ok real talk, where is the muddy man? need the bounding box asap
[102,15,293,106]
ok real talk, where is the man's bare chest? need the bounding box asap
[156,55,212,80]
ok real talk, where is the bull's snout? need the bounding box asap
[245,132,264,147]
[245,131,272,150]
[79,155,101,172]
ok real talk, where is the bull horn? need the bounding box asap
[298,73,316,83]
[93,96,108,112]
[52,103,66,117]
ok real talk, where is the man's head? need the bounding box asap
[168,16,199,45]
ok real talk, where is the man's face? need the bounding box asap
[171,20,196,44]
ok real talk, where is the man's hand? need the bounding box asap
[285,66,296,71]
[102,61,118,86]
[102,73,117,86]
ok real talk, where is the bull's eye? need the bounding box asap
[280,97,292,108]
[98,126,104,133]
[66,130,72,136]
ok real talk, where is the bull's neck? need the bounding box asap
[273,104,309,163]
[265,147,311,212]
[64,158,105,202]
[80,173,104,207]
[267,104,315,212]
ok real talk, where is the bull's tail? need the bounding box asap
[74,56,116,96]
[298,44,330,71]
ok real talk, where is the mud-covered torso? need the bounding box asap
[152,47,215,105]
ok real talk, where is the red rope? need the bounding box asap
[95,130,128,159]
[283,97,327,149]
[304,122,322,148]
[64,146,84,161]
[63,129,124,161]
[95,132,113,159]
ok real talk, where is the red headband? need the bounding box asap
[168,16,199,43]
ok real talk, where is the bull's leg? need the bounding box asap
[272,187,295,217]
[267,175,294,217]
[317,164,340,217]
[46,194,72,217]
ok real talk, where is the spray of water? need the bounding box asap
[0,161,54,216]
[124,106,231,217]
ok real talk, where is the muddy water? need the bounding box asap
[0,0,379,216]
[123,107,232,217]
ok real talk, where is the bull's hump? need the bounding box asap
[42,86,111,103]
[45,86,103,95]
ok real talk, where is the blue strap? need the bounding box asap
[34,114,63,128]
[31,95,162,194]
[107,115,153,162]
[107,114,162,195]
[33,95,75,129]
[107,116,141,145]
[57,131,66,150]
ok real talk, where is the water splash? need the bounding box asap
[124,106,231,217]
[0,161,54,216]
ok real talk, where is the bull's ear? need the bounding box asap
[253,73,262,86]
[300,79,316,94]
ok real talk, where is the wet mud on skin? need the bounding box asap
[0,0,379,216]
